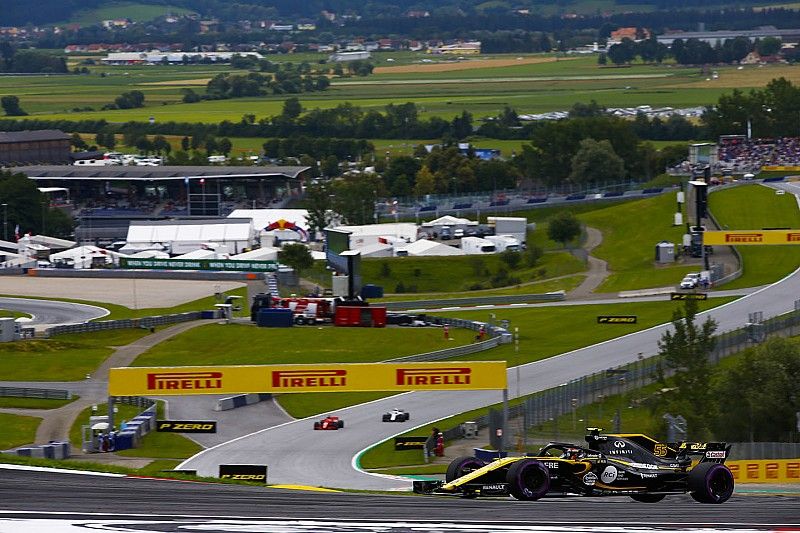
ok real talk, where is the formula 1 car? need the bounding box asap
[413,428,734,504]
[313,415,344,430]
[382,409,410,422]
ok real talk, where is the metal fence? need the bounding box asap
[387,316,511,362]
[0,386,71,400]
[439,307,800,457]
[46,311,205,337]
[383,292,565,310]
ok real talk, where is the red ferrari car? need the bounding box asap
[313,415,344,430]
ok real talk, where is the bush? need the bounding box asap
[524,245,544,267]
[395,281,406,293]
[500,249,522,269]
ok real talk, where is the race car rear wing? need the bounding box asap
[673,442,732,464]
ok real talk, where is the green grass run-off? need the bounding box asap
[0,413,40,450]
[709,183,800,290]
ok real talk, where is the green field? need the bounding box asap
[5,55,793,124]
[65,2,196,24]
[307,251,584,294]
[579,192,699,292]
[0,413,40,449]
[0,329,150,381]
[709,183,800,289]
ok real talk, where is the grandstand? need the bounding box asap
[13,165,311,244]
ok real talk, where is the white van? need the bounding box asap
[208,155,228,164]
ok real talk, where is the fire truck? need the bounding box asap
[251,293,386,327]
[251,294,336,325]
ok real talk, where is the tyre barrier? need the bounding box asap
[14,441,70,460]
[215,393,272,411]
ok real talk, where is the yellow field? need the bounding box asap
[140,78,215,86]
[663,63,800,88]
[372,56,577,74]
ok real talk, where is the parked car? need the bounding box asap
[453,229,465,239]
[680,277,698,289]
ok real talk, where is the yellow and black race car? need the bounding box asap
[413,429,734,503]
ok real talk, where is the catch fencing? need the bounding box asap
[438,307,800,457]
[383,292,565,310]
[387,315,511,362]
[46,311,205,337]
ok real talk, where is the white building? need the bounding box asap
[333,223,418,250]
[329,51,371,62]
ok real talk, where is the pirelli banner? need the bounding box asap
[108,362,508,396]
[703,230,800,246]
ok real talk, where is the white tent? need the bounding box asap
[421,215,478,229]
[403,240,465,256]
[230,247,279,261]
[126,219,255,255]
[332,223,419,250]
[50,245,113,269]
[358,242,393,257]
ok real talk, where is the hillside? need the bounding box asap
[0,0,785,27]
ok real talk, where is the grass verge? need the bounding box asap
[0,413,40,449]
[709,183,800,289]
[0,397,76,409]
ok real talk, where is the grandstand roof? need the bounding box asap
[11,165,310,181]
[0,130,71,143]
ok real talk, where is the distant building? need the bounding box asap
[656,26,800,46]
[609,27,650,44]
[429,41,481,55]
[0,130,71,166]
[329,51,371,62]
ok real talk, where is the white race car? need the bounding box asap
[382,408,410,422]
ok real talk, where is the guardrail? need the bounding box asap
[386,316,510,362]
[382,291,565,310]
[216,393,272,411]
[0,386,71,400]
[46,311,206,337]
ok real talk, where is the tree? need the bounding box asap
[414,165,435,197]
[181,136,190,152]
[218,138,233,156]
[499,249,521,269]
[712,337,800,441]
[0,170,73,238]
[547,211,581,247]
[757,37,782,57]
[657,299,717,438]
[1,95,26,116]
[277,242,314,277]
[321,155,340,177]
[281,96,302,120]
[331,173,380,225]
[70,132,87,151]
[569,138,626,184]
[304,182,333,240]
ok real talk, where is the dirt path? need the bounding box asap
[567,227,610,299]
[0,320,209,448]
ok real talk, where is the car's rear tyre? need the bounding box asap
[337,419,344,429]
[630,494,666,503]
[295,316,306,325]
[313,422,320,430]
[688,463,734,504]
[404,413,410,421]
[506,459,550,501]
[446,456,485,482]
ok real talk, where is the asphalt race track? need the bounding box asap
[0,296,107,328]
[180,266,800,491]
[0,468,797,532]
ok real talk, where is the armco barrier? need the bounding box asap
[0,387,71,400]
[383,292,565,310]
[727,459,800,483]
[27,269,257,281]
[46,311,206,337]
[215,393,272,411]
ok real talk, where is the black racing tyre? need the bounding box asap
[382,414,390,422]
[445,456,486,482]
[337,419,344,429]
[630,494,667,503]
[295,316,306,325]
[313,422,320,430]
[404,413,410,421]
[688,463,734,504]
[505,459,550,501]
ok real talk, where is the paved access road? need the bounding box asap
[180,267,800,491]
[0,468,797,530]
[0,296,108,328]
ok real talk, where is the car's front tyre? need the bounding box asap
[506,459,550,501]
[445,456,485,482]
